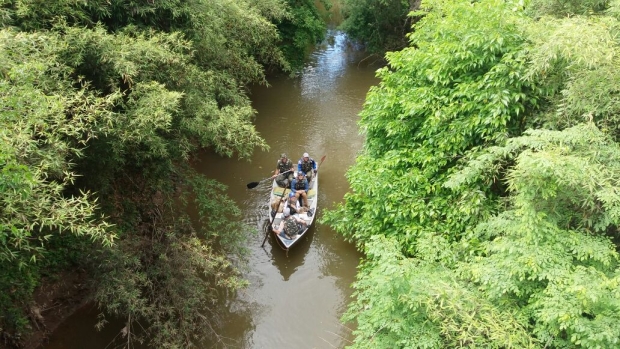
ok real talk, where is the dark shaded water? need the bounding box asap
[40,30,379,349]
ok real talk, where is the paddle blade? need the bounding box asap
[246,181,260,189]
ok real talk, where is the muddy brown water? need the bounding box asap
[39,30,379,349]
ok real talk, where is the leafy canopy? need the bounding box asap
[0,0,329,346]
[326,0,620,348]
[339,0,414,54]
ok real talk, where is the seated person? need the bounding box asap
[287,192,307,215]
[297,152,317,182]
[273,153,294,188]
[273,208,307,239]
[291,171,309,208]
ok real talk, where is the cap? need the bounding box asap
[303,152,309,158]
[297,171,305,177]
[283,208,291,217]
[289,192,295,198]
[280,153,287,159]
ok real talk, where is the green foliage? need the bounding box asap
[344,237,537,349]
[327,0,620,348]
[339,0,412,54]
[453,124,620,348]
[94,170,249,348]
[523,15,620,141]
[275,0,328,69]
[54,21,271,160]
[325,0,539,253]
[1,0,310,345]
[1,0,94,29]
[3,0,291,100]
[0,262,38,338]
[0,29,115,264]
[525,0,609,18]
[0,28,115,337]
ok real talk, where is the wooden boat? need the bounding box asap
[266,168,319,251]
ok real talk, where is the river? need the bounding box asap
[39,30,379,349]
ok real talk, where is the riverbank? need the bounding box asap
[20,271,91,349]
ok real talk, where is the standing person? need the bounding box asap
[273,208,307,239]
[297,152,317,182]
[291,171,309,208]
[273,153,294,188]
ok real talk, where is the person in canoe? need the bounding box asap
[287,192,307,215]
[291,171,309,208]
[297,152,317,182]
[273,208,307,239]
[272,153,294,188]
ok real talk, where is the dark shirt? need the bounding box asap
[277,159,293,173]
[291,178,308,192]
[297,158,316,173]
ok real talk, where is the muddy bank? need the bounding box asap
[18,271,91,349]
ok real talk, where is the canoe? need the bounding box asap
[266,168,319,251]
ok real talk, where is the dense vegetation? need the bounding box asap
[327,0,620,347]
[339,0,417,54]
[276,0,329,68]
[0,0,326,347]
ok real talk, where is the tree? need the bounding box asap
[525,0,608,18]
[0,28,115,338]
[325,0,538,253]
[343,236,537,349]
[448,124,620,348]
[275,0,328,69]
[325,0,620,347]
[523,14,620,141]
[339,0,416,54]
[93,174,250,347]
[1,0,305,346]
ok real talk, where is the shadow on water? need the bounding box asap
[35,303,148,349]
[265,224,316,281]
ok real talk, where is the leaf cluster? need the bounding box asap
[344,237,536,349]
[0,29,115,265]
[0,28,114,338]
[275,0,328,70]
[325,0,620,347]
[93,169,250,348]
[457,124,620,348]
[325,0,538,252]
[0,0,322,345]
[525,0,609,18]
[339,0,413,54]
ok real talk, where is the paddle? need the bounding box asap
[315,155,326,175]
[247,169,293,189]
[261,188,289,247]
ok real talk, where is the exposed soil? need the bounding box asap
[20,270,92,349]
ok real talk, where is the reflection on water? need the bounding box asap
[39,30,379,349]
[267,225,315,281]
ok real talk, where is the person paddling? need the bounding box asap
[297,152,317,182]
[272,153,294,188]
